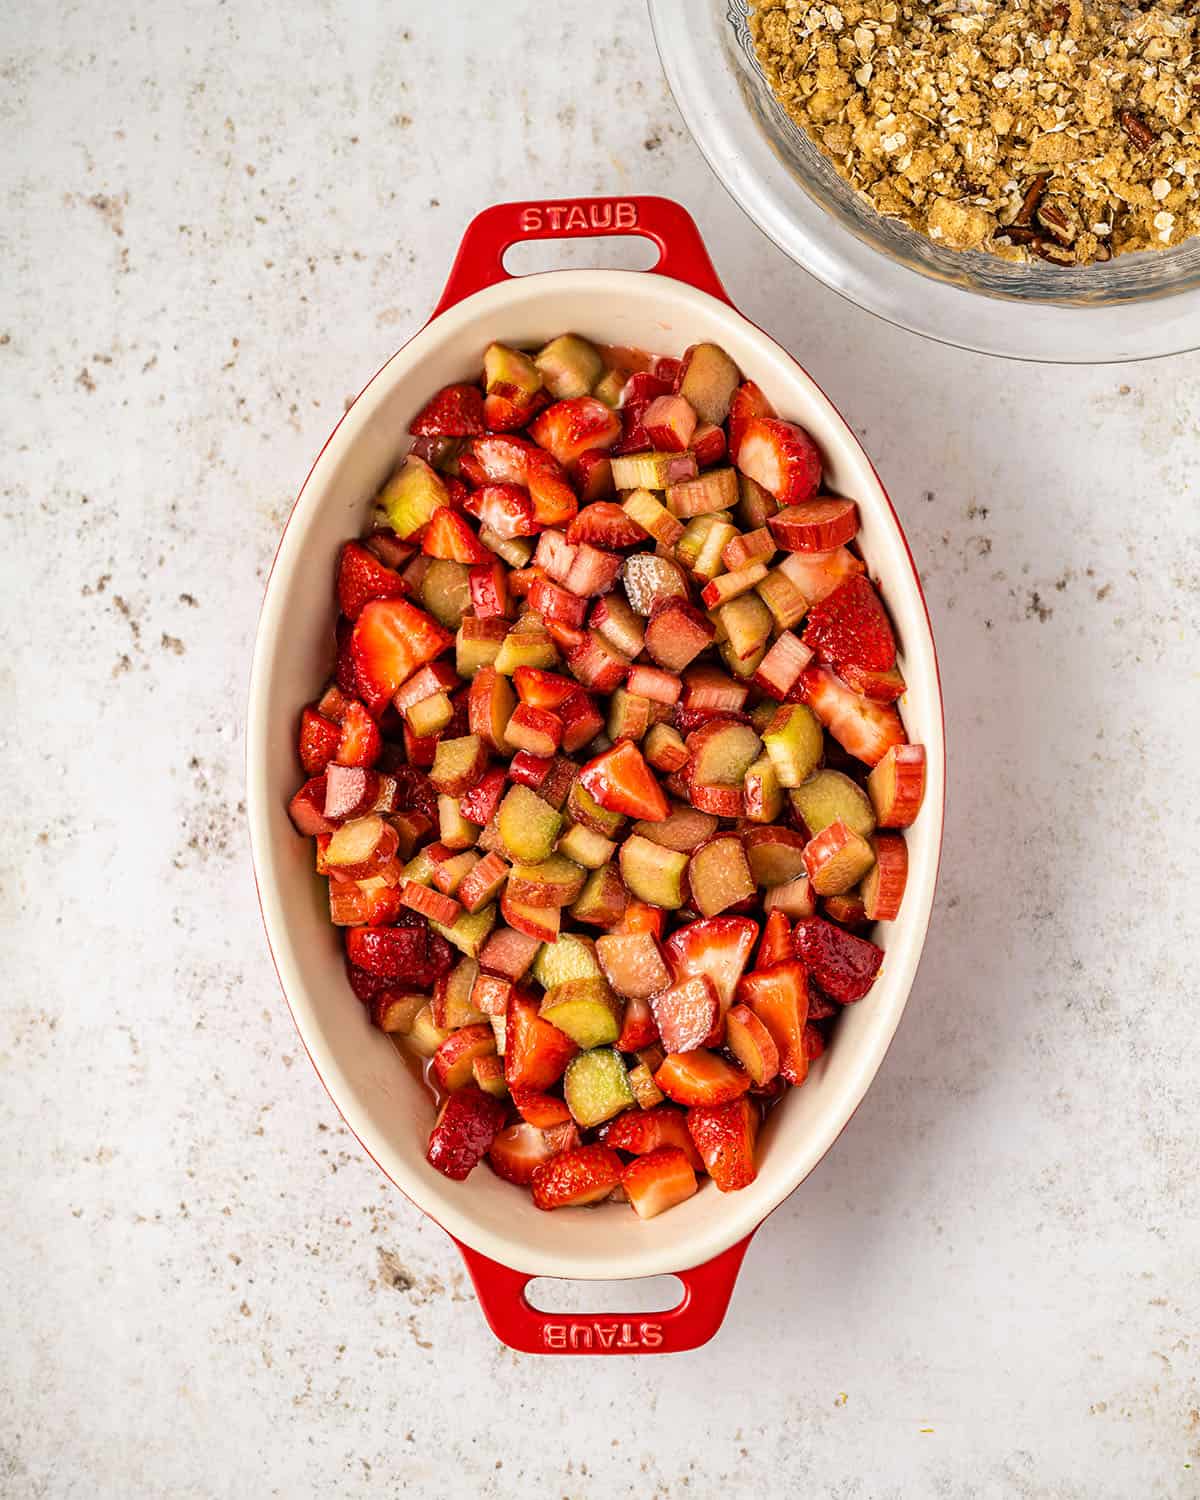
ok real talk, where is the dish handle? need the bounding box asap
[431,195,731,315]
[451,1230,755,1355]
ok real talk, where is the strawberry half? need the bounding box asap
[410,382,486,437]
[504,993,578,1092]
[802,574,897,674]
[798,664,906,767]
[793,916,883,1004]
[737,417,822,507]
[663,915,759,1015]
[426,1085,508,1180]
[484,389,549,432]
[727,380,775,464]
[686,1097,758,1192]
[336,540,408,622]
[298,707,340,774]
[579,740,668,822]
[604,1103,704,1170]
[487,1120,580,1186]
[350,597,454,715]
[334,699,382,767]
[622,1146,699,1219]
[530,397,621,468]
[566,502,649,550]
[654,1049,751,1108]
[531,1143,624,1210]
[421,507,491,564]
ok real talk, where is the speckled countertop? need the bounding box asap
[3,3,1198,1496]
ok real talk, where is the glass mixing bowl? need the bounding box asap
[649,0,1200,362]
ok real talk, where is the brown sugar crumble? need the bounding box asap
[749,0,1200,265]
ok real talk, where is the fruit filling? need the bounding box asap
[286,332,930,1216]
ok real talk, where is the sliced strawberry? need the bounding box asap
[513,667,579,710]
[566,502,649,550]
[776,545,864,605]
[426,1085,507,1180]
[604,1103,703,1169]
[579,741,668,822]
[483,389,549,432]
[619,901,667,940]
[573,448,614,503]
[410,382,485,437]
[504,992,578,1092]
[615,993,661,1051]
[690,421,727,468]
[737,960,809,1086]
[334,617,357,694]
[526,453,579,529]
[686,1097,758,1192]
[510,1087,572,1129]
[662,916,759,1016]
[333,699,382,767]
[336,540,407,622]
[654,1050,750,1108]
[472,434,538,484]
[431,1022,495,1091]
[727,380,775,464]
[350,597,453,715]
[799,664,905,768]
[756,909,793,970]
[564,630,629,693]
[288,775,335,835]
[530,396,621,468]
[475,483,537,539]
[840,661,907,702]
[298,707,341,775]
[802,574,896,674]
[487,1120,580,1186]
[421,507,492,564]
[737,417,822,507]
[622,1146,699,1218]
[531,1143,624,1210]
[793,916,883,1004]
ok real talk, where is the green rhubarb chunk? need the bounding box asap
[717,592,773,661]
[421,560,471,629]
[790,769,877,839]
[494,627,559,675]
[762,703,824,788]
[692,520,739,581]
[532,934,602,990]
[484,342,542,400]
[406,691,454,738]
[429,903,497,959]
[406,1003,451,1059]
[540,977,622,1049]
[611,451,689,491]
[743,755,784,823]
[379,456,448,539]
[496,784,562,862]
[619,833,689,909]
[721,638,768,680]
[480,527,535,568]
[403,848,438,887]
[534,334,605,399]
[563,1047,635,1127]
[556,821,616,869]
[592,368,626,408]
[566,776,625,837]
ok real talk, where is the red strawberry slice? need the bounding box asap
[737,960,809,1085]
[334,617,357,694]
[421,507,492,564]
[798,664,905,767]
[487,1120,580,1186]
[573,448,614,503]
[614,993,660,1051]
[336,540,407,622]
[621,1146,699,1219]
[512,667,580,710]
[737,417,822,506]
[654,1050,750,1107]
[566,502,648,550]
[510,1087,572,1129]
[663,916,759,1013]
[484,389,549,432]
[530,397,621,468]
[334,699,382,767]
[288,775,335,835]
[410,382,486,437]
[604,1104,704,1169]
[776,544,864,604]
[690,421,727,468]
[839,661,906,702]
[531,1143,624,1210]
[756,909,793,970]
[471,434,539,484]
[579,741,668,822]
[526,453,579,528]
[802,574,896,673]
[686,1096,758,1192]
[350,597,453,715]
[298,707,341,775]
[793,916,883,1004]
[504,993,578,1092]
[475,483,538,539]
[727,380,775,463]
[426,1085,508,1180]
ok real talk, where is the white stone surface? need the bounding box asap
[3,2,1199,1496]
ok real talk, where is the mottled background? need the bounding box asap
[3,2,1198,1496]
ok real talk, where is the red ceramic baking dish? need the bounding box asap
[246,195,945,1353]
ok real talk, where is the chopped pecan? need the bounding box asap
[1013,173,1051,229]
[1118,109,1156,151]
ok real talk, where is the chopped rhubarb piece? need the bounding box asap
[589,593,645,657]
[676,342,740,424]
[803,818,876,896]
[563,1047,634,1127]
[504,992,578,1091]
[323,764,381,821]
[867,743,927,827]
[644,598,715,672]
[769,497,859,553]
[738,960,810,1086]
[622,1146,698,1218]
[488,1121,579,1187]
[324,815,399,878]
[426,1086,507,1181]
[745,826,809,887]
[596,931,671,1000]
[505,702,563,757]
[644,722,690,773]
[761,702,824,787]
[641,394,697,452]
[620,901,668,939]
[289,776,336,836]
[790,768,876,840]
[484,343,542,403]
[469,558,512,621]
[764,876,816,918]
[666,466,739,519]
[540,977,623,1049]
[574,448,614,502]
[622,553,690,618]
[471,971,513,1018]
[429,735,488,798]
[753,631,813,703]
[686,1097,758,1192]
[799,664,905,768]
[742,756,783,824]
[378,456,449,540]
[455,615,508,677]
[534,334,605,399]
[433,957,486,1028]
[336,539,407,621]
[564,543,623,598]
[687,836,755,919]
[722,528,776,572]
[860,832,908,921]
[507,854,587,908]
[823,890,868,927]
[655,1049,750,1107]
[690,421,726,468]
[569,864,629,928]
[501,890,560,942]
[432,1022,496,1091]
[627,664,682,704]
[738,418,822,507]
[564,630,630,693]
[531,1143,624,1210]
[633,801,717,852]
[370,990,426,1034]
[622,487,685,546]
[840,661,907,702]
[472,1053,508,1096]
[527,575,588,629]
[650,974,720,1054]
[394,660,460,716]
[794,917,883,1004]
[579,740,668,821]
[350,597,453,715]
[400,880,462,927]
[610,450,698,490]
